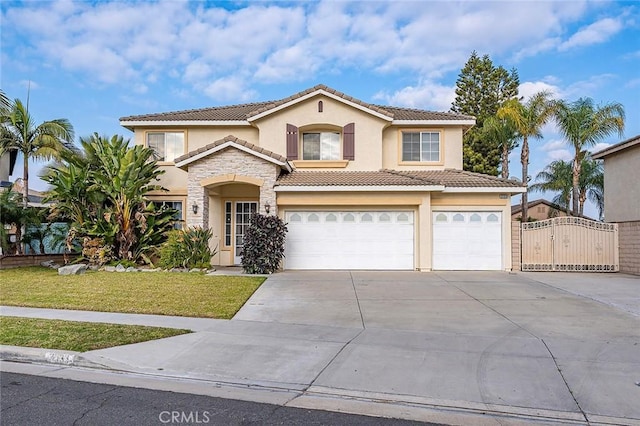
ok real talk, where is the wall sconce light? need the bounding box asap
[264,203,271,214]
[192,202,198,214]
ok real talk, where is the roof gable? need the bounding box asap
[174,135,291,171]
[246,85,394,122]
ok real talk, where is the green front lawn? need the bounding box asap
[0,267,265,319]
[0,316,190,352]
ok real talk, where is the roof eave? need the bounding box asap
[175,141,291,172]
[275,185,445,192]
[119,120,251,127]
[443,187,526,193]
[592,136,640,159]
[391,119,476,126]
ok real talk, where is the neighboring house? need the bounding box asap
[120,85,525,271]
[511,199,570,221]
[592,135,640,275]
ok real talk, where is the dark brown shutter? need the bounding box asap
[286,124,298,160]
[343,122,355,160]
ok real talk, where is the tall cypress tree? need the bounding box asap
[451,51,519,175]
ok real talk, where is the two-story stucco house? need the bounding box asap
[120,85,525,271]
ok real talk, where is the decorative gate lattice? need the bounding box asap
[521,217,618,272]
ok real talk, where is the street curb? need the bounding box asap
[2,356,638,426]
[0,345,112,370]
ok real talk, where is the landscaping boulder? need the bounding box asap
[104,265,116,272]
[58,264,88,275]
[115,264,126,272]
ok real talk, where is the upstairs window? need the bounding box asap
[147,132,184,162]
[402,131,440,162]
[302,132,340,160]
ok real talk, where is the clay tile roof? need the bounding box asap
[275,171,433,186]
[384,169,525,188]
[119,102,273,122]
[174,135,287,165]
[276,169,525,188]
[373,106,475,121]
[119,85,474,123]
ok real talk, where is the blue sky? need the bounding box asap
[2,0,639,218]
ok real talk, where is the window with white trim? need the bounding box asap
[402,131,440,162]
[150,201,183,229]
[302,132,340,160]
[147,132,184,162]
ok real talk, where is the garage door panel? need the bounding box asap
[433,211,502,271]
[285,211,414,270]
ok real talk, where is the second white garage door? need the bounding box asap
[284,211,414,270]
[432,211,503,270]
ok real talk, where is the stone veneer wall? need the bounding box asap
[511,221,521,272]
[185,147,280,228]
[617,221,640,275]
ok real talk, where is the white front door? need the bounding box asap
[284,211,414,270]
[234,201,258,264]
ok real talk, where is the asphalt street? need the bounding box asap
[1,372,439,426]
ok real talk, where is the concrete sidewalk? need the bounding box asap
[2,271,639,425]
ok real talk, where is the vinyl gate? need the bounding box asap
[521,217,618,272]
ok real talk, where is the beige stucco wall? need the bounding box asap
[603,145,640,222]
[382,126,464,170]
[255,95,388,170]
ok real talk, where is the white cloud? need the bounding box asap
[518,80,563,101]
[541,139,572,163]
[559,18,623,51]
[1,0,624,102]
[372,81,456,111]
[203,77,257,103]
[19,80,39,90]
[590,142,612,154]
[625,78,640,88]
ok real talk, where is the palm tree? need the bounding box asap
[578,156,604,219]
[530,160,573,215]
[0,97,75,207]
[44,133,174,263]
[497,92,557,221]
[481,115,518,179]
[554,97,624,216]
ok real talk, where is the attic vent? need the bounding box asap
[318,100,323,112]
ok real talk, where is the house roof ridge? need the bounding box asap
[452,169,526,185]
[381,169,438,184]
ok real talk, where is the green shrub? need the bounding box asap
[159,227,215,269]
[241,213,287,274]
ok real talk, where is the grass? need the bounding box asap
[0,267,265,319]
[0,316,190,352]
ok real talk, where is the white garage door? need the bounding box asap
[432,211,502,270]
[285,211,414,270]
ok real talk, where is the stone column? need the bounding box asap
[186,181,209,228]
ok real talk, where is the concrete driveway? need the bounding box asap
[15,271,636,425]
[234,271,640,424]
